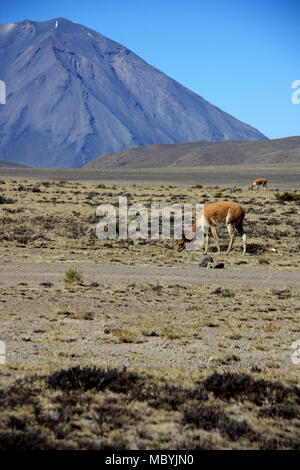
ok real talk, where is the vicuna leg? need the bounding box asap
[236,223,246,255]
[203,231,209,254]
[210,226,221,254]
[225,223,235,255]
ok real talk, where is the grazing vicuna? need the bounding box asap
[177,201,246,255]
[249,178,268,190]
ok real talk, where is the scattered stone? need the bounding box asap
[40,282,53,288]
[89,282,99,288]
[204,260,224,269]
[32,186,42,193]
[84,312,94,321]
[211,287,235,297]
[0,195,15,204]
[212,262,224,269]
[270,289,292,299]
[199,255,213,267]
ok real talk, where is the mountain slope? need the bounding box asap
[0,18,267,168]
[0,158,31,168]
[85,136,300,168]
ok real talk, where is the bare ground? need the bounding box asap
[0,261,299,289]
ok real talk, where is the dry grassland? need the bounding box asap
[0,174,299,449]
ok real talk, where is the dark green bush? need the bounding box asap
[275,192,300,202]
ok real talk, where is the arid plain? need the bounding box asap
[0,165,299,450]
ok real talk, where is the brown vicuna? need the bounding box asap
[177,201,246,255]
[249,178,268,190]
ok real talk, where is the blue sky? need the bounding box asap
[0,0,299,139]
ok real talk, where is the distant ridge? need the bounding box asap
[0,158,31,168]
[0,18,266,168]
[84,136,300,168]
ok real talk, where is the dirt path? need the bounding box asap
[0,261,299,289]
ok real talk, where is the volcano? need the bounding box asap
[0,18,267,168]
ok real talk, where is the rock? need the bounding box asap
[206,262,214,269]
[40,282,53,288]
[205,261,224,269]
[212,262,224,269]
[199,255,214,267]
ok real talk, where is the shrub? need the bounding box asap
[258,257,270,265]
[275,192,300,202]
[232,186,242,193]
[64,269,83,284]
[0,196,15,204]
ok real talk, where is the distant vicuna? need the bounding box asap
[249,178,268,190]
[177,201,246,255]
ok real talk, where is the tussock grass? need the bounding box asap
[64,269,83,285]
[275,191,300,201]
[0,367,299,449]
